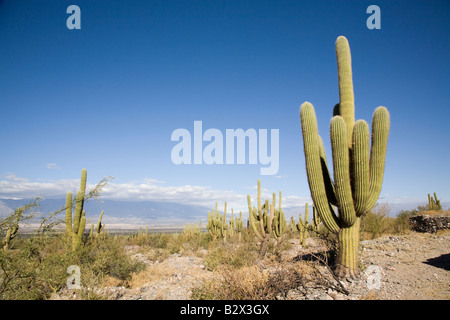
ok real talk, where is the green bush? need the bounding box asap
[0,233,145,300]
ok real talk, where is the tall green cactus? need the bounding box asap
[65,168,88,250]
[299,36,390,278]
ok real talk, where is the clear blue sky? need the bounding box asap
[0,0,449,213]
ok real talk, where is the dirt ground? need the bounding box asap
[51,231,449,300]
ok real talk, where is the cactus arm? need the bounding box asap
[335,35,355,144]
[80,168,87,195]
[248,201,263,239]
[318,135,338,206]
[330,116,356,227]
[364,106,390,211]
[278,191,282,212]
[300,102,340,233]
[77,211,86,247]
[65,192,73,235]
[96,210,105,233]
[73,190,83,234]
[3,228,12,251]
[352,120,370,216]
[268,204,274,234]
[90,223,94,238]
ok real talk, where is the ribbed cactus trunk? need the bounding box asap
[299,36,390,278]
[337,218,360,278]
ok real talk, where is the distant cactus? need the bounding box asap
[3,216,19,252]
[183,221,201,238]
[299,36,390,278]
[65,169,88,250]
[427,193,442,211]
[96,210,105,234]
[206,202,228,241]
[296,203,321,247]
[272,192,287,241]
[296,204,309,247]
[235,211,244,241]
[228,209,236,238]
[89,209,106,238]
[289,216,297,233]
[247,180,287,257]
[2,198,40,252]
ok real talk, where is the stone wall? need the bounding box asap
[409,213,450,233]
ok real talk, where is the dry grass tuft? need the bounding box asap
[128,263,177,289]
[192,259,319,300]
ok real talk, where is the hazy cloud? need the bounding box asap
[4,173,29,182]
[0,174,312,211]
[46,163,61,170]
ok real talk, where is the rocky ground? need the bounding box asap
[51,231,449,300]
[358,232,449,299]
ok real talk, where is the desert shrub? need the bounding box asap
[0,232,145,300]
[0,234,77,299]
[391,209,416,234]
[80,233,146,281]
[203,236,259,271]
[360,203,393,239]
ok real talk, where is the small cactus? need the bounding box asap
[65,169,88,250]
[296,203,321,247]
[235,211,244,241]
[96,210,105,234]
[183,221,201,238]
[272,192,287,240]
[427,192,442,211]
[3,220,18,252]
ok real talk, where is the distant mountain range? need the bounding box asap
[0,198,211,230]
[1,197,447,231]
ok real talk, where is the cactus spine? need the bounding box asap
[299,36,390,278]
[65,168,88,250]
